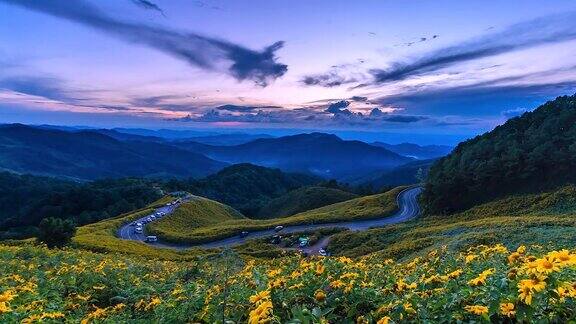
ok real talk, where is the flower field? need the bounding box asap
[1,243,575,322]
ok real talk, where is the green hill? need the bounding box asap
[164,163,322,216]
[424,94,576,214]
[328,185,576,259]
[147,197,245,241]
[146,186,403,244]
[256,186,358,218]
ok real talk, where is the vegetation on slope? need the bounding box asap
[1,243,575,322]
[72,196,205,260]
[424,94,576,214]
[328,185,576,259]
[144,186,403,244]
[147,197,245,242]
[164,163,321,217]
[0,173,162,240]
[256,186,358,218]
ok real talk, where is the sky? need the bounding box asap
[1,0,576,144]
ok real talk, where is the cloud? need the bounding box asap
[2,0,287,86]
[382,115,427,123]
[130,0,165,17]
[350,96,368,102]
[302,72,357,88]
[501,108,527,119]
[325,100,350,114]
[370,12,576,84]
[0,76,73,102]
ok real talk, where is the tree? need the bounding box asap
[37,217,76,248]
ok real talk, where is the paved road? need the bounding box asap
[116,186,422,252]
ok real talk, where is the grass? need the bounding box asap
[256,186,358,218]
[72,196,209,260]
[328,185,576,260]
[147,196,245,242]
[146,186,405,244]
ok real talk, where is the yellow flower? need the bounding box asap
[465,254,478,263]
[377,316,391,324]
[248,300,273,324]
[468,268,494,286]
[314,290,326,302]
[508,252,521,264]
[315,263,325,275]
[500,303,515,317]
[249,290,271,304]
[517,245,526,254]
[92,284,106,290]
[0,290,16,303]
[0,301,11,314]
[535,257,561,274]
[464,305,488,316]
[145,297,161,311]
[447,269,463,279]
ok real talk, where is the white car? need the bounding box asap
[145,236,158,242]
[319,249,327,256]
[274,225,284,232]
[135,227,143,234]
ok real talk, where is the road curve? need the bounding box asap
[117,186,423,251]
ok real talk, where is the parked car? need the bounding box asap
[274,225,284,232]
[136,222,142,227]
[130,222,136,226]
[135,227,143,234]
[146,236,158,242]
[319,249,327,256]
[298,237,310,247]
[270,235,281,244]
[240,231,249,238]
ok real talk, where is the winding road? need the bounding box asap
[117,186,422,253]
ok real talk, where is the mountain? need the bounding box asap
[360,159,436,189]
[175,133,413,179]
[164,163,322,217]
[371,142,453,159]
[180,133,274,146]
[256,186,358,219]
[0,124,226,180]
[423,94,576,214]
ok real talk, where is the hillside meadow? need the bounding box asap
[145,186,403,245]
[328,185,576,259]
[1,242,576,322]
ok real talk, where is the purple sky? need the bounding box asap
[1,0,576,141]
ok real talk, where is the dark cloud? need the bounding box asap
[350,96,368,102]
[371,12,576,84]
[302,72,357,88]
[377,78,576,117]
[382,115,427,123]
[0,76,72,102]
[2,0,287,86]
[501,108,527,119]
[216,104,257,112]
[325,100,350,114]
[130,0,165,17]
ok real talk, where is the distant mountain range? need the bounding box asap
[174,133,414,179]
[371,142,453,159]
[0,124,225,180]
[0,123,452,183]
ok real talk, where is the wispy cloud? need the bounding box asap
[2,0,288,86]
[130,0,166,17]
[370,12,576,84]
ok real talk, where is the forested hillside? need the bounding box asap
[0,173,162,239]
[424,94,576,214]
[163,164,322,216]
